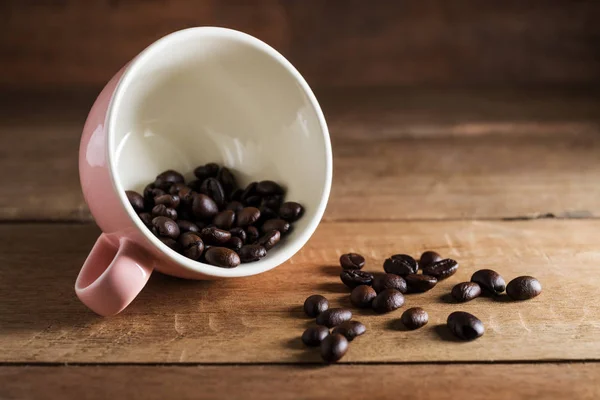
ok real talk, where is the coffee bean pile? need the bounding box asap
[300,250,542,362]
[125,164,304,268]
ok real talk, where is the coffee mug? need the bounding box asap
[76,27,332,316]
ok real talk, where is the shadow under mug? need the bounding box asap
[76,27,332,316]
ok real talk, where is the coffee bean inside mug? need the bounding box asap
[126,164,305,268]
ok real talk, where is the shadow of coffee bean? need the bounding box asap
[438,293,456,303]
[321,265,341,275]
[433,324,462,342]
[386,319,410,331]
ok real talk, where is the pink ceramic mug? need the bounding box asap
[76,27,332,316]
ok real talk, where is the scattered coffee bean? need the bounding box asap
[316,308,352,328]
[332,321,366,341]
[193,163,219,181]
[217,167,237,197]
[320,333,348,363]
[236,207,261,227]
[229,227,247,243]
[154,194,180,209]
[261,219,291,235]
[304,294,329,317]
[372,273,408,294]
[159,236,181,252]
[506,276,542,300]
[339,253,365,270]
[383,254,418,276]
[200,178,226,208]
[256,180,284,196]
[419,250,442,268]
[177,220,200,233]
[372,288,405,313]
[246,226,260,243]
[204,246,240,268]
[225,236,243,252]
[192,194,219,220]
[151,204,178,220]
[401,307,429,330]
[225,201,244,213]
[151,216,180,239]
[301,326,329,347]
[261,195,283,210]
[139,212,153,227]
[350,285,377,308]
[405,274,437,292]
[451,282,482,302]
[178,232,204,260]
[213,210,236,230]
[447,311,484,340]
[279,201,304,222]
[257,230,281,251]
[200,226,231,245]
[238,244,267,262]
[126,190,145,213]
[471,269,506,295]
[340,270,374,289]
[154,170,184,190]
[422,258,459,280]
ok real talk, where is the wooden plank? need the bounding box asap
[1,89,599,221]
[1,1,599,89]
[1,220,599,363]
[1,364,599,400]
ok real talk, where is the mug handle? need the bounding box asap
[75,234,153,316]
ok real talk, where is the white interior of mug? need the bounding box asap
[106,27,332,278]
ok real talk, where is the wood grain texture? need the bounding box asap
[2,0,599,89]
[2,364,600,400]
[1,220,599,363]
[1,89,599,221]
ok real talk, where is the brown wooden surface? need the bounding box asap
[2,364,599,400]
[2,0,599,89]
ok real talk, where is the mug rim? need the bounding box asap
[105,27,332,278]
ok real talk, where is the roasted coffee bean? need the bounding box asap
[204,246,240,268]
[401,307,428,330]
[257,206,278,226]
[350,285,377,308]
[151,204,178,220]
[332,321,366,341]
[246,226,260,243]
[217,167,237,197]
[340,270,374,289]
[229,227,247,243]
[236,207,261,227]
[301,326,329,347]
[126,190,145,213]
[303,294,329,317]
[213,210,236,230]
[506,276,542,300]
[200,178,226,208]
[187,179,203,192]
[256,180,284,196]
[168,182,187,195]
[159,236,181,252]
[261,195,283,210]
[451,282,482,302]
[192,194,219,220]
[238,244,267,262]
[405,274,437,292]
[447,311,484,340]
[193,163,219,181]
[316,308,352,328]
[372,273,408,294]
[372,288,405,313]
[139,212,153,227]
[261,219,291,235]
[225,236,243,252]
[154,170,184,190]
[200,227,231,245]
[244,195,262,207]
[143,186,165,209]
[240,182,258,202]
[178,232,204,260]
[177,187,195,207]
[177,220,200,233]
[383,254,418,276]
[279,201,304,222]
[471,269,506,295]
[151,216,180,239]
[225,201,244,213]
[257,230,280,250]
[230,188,243,201]
[178,208,195,221]
[320,333,348,363]
[419,250,442,268]
[422,258,459,280]
[154,194,181,209]
[339,253,365,270]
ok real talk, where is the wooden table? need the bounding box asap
[1,88,599,399]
